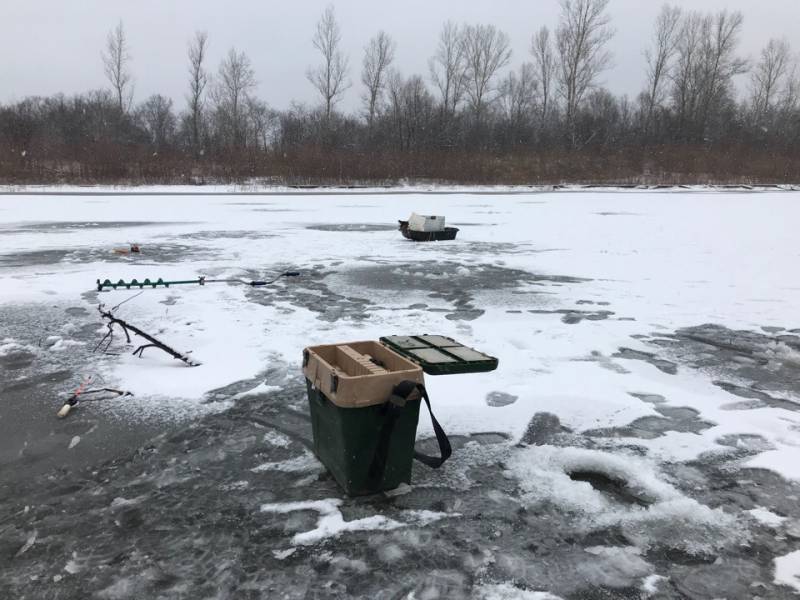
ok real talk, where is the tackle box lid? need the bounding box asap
[379,335,499,375]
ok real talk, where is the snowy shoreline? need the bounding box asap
[1,182,799,195]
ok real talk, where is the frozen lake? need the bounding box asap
[1,189,800,598]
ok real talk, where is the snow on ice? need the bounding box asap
[2,187,800,597]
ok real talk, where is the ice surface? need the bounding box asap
[475,584,563,599]
[508,445,741,554]
[747,507,788,527]
[232,382,281,399]
[14,530,36,557]
[640,574,666,595]
[250,449,323,473]
[262,430,292,447]
[259,499,404,545]
[774,550,800,593]
[3,188,800,597]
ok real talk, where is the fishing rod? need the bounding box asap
[96,271,300,292]
[56,375,134,418]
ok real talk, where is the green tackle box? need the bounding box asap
[379,335,499,375]
[302,336,496,496]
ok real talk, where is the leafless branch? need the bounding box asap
[102,20,134,113]
[96,305,200,367]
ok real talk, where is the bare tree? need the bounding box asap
[531,26,556,126]
[246,98,275,151]
[307,5,350,120]
[429,21,467,118]
[213,48,256,147]
[498,63,538,132]
[555,0,614,140]
[102,21,134,113]
[186,31,209,153]
[137,95,176,149]
[361,31,396,127]
[387,71,435,152]
[643,4,682,132]
[696,10,747,133]
[671,10,746,140]
[783,63,800,115]
[750,38,793,122]
[461,24,512,121]
[671,11,703,132]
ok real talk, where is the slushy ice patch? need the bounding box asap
[506,445,743,555]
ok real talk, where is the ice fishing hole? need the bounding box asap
[567,470,652,507]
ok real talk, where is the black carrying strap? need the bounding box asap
[367,380,452,486]
[411,383,452,468]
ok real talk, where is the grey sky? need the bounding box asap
[2,0,799,112]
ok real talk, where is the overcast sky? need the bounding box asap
[3,0,799,112]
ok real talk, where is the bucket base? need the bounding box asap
[306,380,421,496]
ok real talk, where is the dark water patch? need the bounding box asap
[1,369,73,393]
[713,381,799,412]
[241,266,373,323]
[174,230,275,241]
[0,249,69,267]
[528,308,615,324]
[568,470,652,507]
[628,392,667,404]
[714,433,773,457]
[445,308,485,321]
[644,324,800,408]
[571,351,630,374]
[0,221,188,234]
[345,262,584,293]
[485,391,518,407]
[306,223,397,232]
[585,406,714,440]
[613,347,678,375]
[519,412,574,446]
[0,243,215,268]
[337,262,581,323]
[415,241,559,257]
[672,561,765,600]
[0,347,36,370]
[762,326,785,334]
[91,243,214,264]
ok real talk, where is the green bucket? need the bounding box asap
[306,380,423,496]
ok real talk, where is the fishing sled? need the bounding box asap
[398,220,459,242]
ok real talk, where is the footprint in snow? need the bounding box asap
[485,391,518,407]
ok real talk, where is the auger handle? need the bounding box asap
[250,272,300,286]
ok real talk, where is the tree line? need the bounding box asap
[1,0,799,185]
